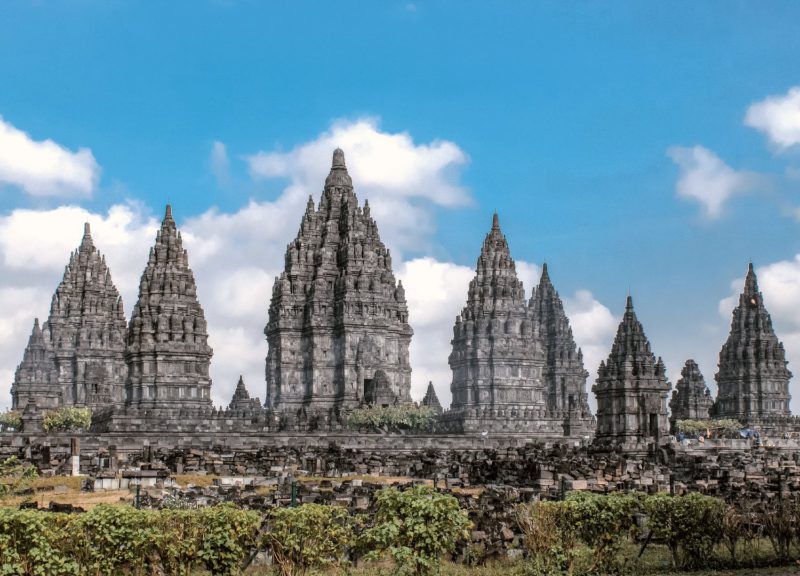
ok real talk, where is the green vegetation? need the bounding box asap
[0,456,37,497]
[346,404,436,432]
[675,419,742,438]
[0,410,21,431]
[41,407,92,432]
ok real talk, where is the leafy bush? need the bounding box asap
[347,405,436,432]
[643,493,725,569]
[266,503,353,576]
[73,505,153,574]
[360,485,471,576]
[197,504,262,576]
[0,455,37,497]
[515,500,578,576]
[42,407,92,432]
[676,418,742,438]
[0,410,21,431]
[0,507,79,575]
[566,491,641,575]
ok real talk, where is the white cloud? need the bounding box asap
[745,87,800,150]
[564,290,617,392]
[210,141,231,189]
[667,145,759,218]
[0,116,100,198]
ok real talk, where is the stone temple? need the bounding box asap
[442,214,594,437]
[5,149,799,446]
[11,223,127,412]
[265,149,413,428]
[714,263,792,423]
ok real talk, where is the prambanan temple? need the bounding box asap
[6,150,797,451]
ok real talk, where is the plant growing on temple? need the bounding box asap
[643,493,725,569]
[359,485,471,576]
[675,418,742,438]
[515,500,578,576]
[0,455,37,498]
[0,409,22,431]
[41,407,92,432]
[346,405,436,432]
[265,503,353,576]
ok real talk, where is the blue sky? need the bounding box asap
[2,1,800,410]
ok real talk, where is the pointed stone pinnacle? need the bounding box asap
[541,262,550,282]
[165,204,173,220]
[492,212,500,230]
[83,222,91,238]
[332,148,346,169]
[626,295,634,310]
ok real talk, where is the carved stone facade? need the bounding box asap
[445,215,593,436]
[11,224,127,411]
[265,149,413,425]
[593,296,671,449]
[715,264,792,422]
[669,360,712,426]
[124,205,213,409]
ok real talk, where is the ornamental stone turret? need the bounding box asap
[228,376,261,411]
[11,223,128,411]
[714,263,792,422]
[11,319,60,410]
[265,149,413,425]
[447,214,547,432]
[593,296,671,449]
[669,359,712,427]
[124,205,213,408]
[421,381,443,415]
[529,263,594,436]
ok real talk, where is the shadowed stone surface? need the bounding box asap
[265,149,412,427]
[593,296,671,449]
[715,263,792,422]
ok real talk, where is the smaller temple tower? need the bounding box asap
[669,359,713,428]
[715,263,792,422]
[421,382,443,414]
[228,376,261,411]
[11,319,60,410]
[124,205,213,409]
[593,296,671,449]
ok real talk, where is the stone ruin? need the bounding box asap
[5,148,799,451]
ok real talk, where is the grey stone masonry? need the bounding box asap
[669,359,713,426]
[11,223,127,411]
[124,205,213,408]
[529,263,595,437]
[715,263,792,422]
[448,213,546,429]
[421,381,443,414]
[265,149,413,426]
[593,296,671,449]
[11,319,60,410]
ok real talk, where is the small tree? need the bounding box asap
[360,485,471,576]
[266,503,353,576]
[0,410,22,432]
[516,500,578,575]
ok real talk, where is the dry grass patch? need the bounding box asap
[175,473,218,487]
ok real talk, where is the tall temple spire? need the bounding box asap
[715,263,791,421]
[266,149,412,422]
[13,222,128,411]
[125,204,212,409]
[593,296,670,448]
[11,318,60,410]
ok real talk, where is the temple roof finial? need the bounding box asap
[165,204,173,221]
[83,222,91,238]
[332,148,346,169]
[626,294,634,311]
[541,262,550,281]
[492,212,500,230]
[744,261,759,295]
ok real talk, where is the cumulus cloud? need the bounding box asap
[0,116,100,198]
[745,87,800,151]
[667,145,760,218]
[564,290,618,390]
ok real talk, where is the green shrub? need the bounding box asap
[0,410,21,431]
[0,508,79,575]
[0,455,37,497]
[197,504,262,576]
[41,407,92,432]
[516,500,578,576]
[266,503,353,576]
[73,505,153,574]
[643,493,725,569]
[360,485,471,576]
[347,405,436,432]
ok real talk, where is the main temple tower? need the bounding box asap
[265,149,413,425]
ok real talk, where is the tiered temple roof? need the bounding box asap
[11,223,127,411]
[593,296,670,447]
[265,149,412,424]
[421,381,443,414]
[715,264,791,421]
[669,359,713,426]
[125,205,212,408]
[228,376,261,411]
